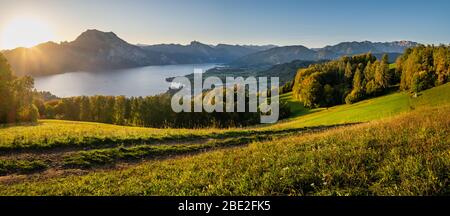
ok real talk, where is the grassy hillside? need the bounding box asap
[277,83,450,128]
[0,83,449,195]
[0,106,448,195]
[0,83,449,152]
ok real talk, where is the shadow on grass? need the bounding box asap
[0,122,361,158]
[0,121,43,129]
[0,122,362,176]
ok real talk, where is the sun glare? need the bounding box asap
[0,17,55,50]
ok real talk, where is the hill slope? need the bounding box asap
[0,105,448,195]
[0,83,448,195]
[278,83,450,128]
[1,83,449,152]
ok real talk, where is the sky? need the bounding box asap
[0,0,449,49]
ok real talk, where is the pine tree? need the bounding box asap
[344,62,353,81]
[345,68,364,104]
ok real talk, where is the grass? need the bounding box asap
[279,92,317,117]
[278,91,410,128]
[0,83,449,195]
[62,136,268,169]
[0,120,217,152]
[0,106,448,195]
[0,159,48,176]
[0,128,330,175]
[276,83,450,129]
[389,63,396,70]
[1,83,448,153]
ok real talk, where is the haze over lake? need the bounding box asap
[34,63,220,97]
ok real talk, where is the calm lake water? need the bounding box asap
[34,63,220,97]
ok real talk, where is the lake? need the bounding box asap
[34,63,220,97]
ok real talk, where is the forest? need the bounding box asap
[397,45,450,92]
[292,45,450,108]
[292,53,393,107]
[36,92,290,128]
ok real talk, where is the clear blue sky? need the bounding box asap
[1,0,449,48]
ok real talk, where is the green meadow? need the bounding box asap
[0,83,449,195]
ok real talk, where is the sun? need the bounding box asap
[0,16,55,50]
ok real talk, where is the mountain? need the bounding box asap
[317,40,420,59]
[231,41,419,67]
[214,44,266,60]
[230,45,318,67]
[170,59,318,87]
[2,30,274,76]
[142,42,275,64]
[241,44,278,51]
[2,30,169,76]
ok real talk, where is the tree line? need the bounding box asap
[397,45,449,93]
[292,45,450,108]
[292,53,394,107]
[39,92,290,128]
[0,53,38,124]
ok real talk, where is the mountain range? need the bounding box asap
[230,41,419,67]
[141,41,276,64]
[2,30,275,76]
[1,29,419,76]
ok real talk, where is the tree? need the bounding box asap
[79,96,92,121]
[18,104,39,122]
[300,75,323,108]
[364,61,374,81]
[292,52,397,108]
[365,80,377,96]
[0,53,37,123]
[375,54,390,89]
[434,46,448,85]
[382,54,389,64]
[323,84,335,107]
[398,45,449,92]
[113,96,126,125]
[345,68,364,104]
[353,68,363,91]
[344,62,353,81]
